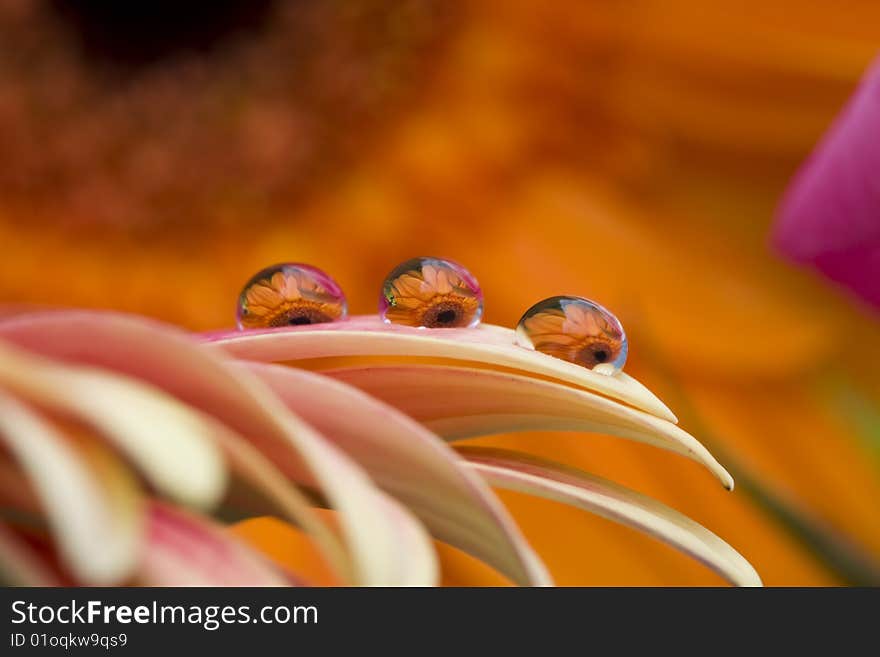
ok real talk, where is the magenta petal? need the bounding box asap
[773,56,880,308]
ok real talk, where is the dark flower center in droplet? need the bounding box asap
[267,307,332,327]
[422,301,467,328]
[578,342,616,368]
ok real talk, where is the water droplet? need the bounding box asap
[516,296,627,373]
[236,263,347,330]
[379,257,483,328]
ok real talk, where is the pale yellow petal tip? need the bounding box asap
[743,569,764,587]
[462,447,758,587]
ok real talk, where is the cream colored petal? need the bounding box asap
[460,446,761,587]
[245,361,551,586]
[0,392,142,584]
[0,342,227,510]
[323,364,732,489]
[204,315,677,422]
[0,311,437,586]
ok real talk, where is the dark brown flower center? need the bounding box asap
[269,307,333,327]
[50,0,276,67]
[421,301,468,328]
[0,1,455,233]
[577,341,616,368]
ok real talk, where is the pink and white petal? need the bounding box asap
[322,364,733,489]
[244,362,551,586]
[0,392,143,584]
[138,502,292,586]
[209,421,350,581]
[203,316,677,423]
[0,311,436,585]
[0,523,65,586]
[0,342,227,511]
[0,341,344,583]
[284,427,438,586]
[368,492,439,587]
[460,446,761,587]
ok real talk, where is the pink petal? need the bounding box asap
[0,310,437,585]
[139,502,292,586]
[774,56,880,308]
[0,334,348,583]
[244,361,551,586]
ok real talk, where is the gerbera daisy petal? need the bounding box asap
[318,364,733,489]
[244,361,552,586]
[459,446,761,587]
[206,415,351,584]
[138,502,293,586]
[0,342,227,510]
[0,310,435,585]
[0,392,142,584]
[205,315,677,422]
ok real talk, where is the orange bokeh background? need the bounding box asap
[2,1,879,585]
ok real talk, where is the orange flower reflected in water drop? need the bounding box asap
[516,296,628,372]
[237,264,348,330]
[380,257,483,328]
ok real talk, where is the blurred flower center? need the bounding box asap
[50,0,277,67]
[0,0,453,234]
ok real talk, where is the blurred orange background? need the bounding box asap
[1,0,879,585]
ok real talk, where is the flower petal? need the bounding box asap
[0,336,349,585]
[0,523,65,586]
[203,316,678,422]
[0,311,437,585]
[322,364,733,489]
[460,446,761,587]
[244,361,552,586]
[207,418,350,582]
[367,491,439,587]
[0,391,142,584]
[138,502,292,586]
[0,341,227,510]
[773,56,880,308]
